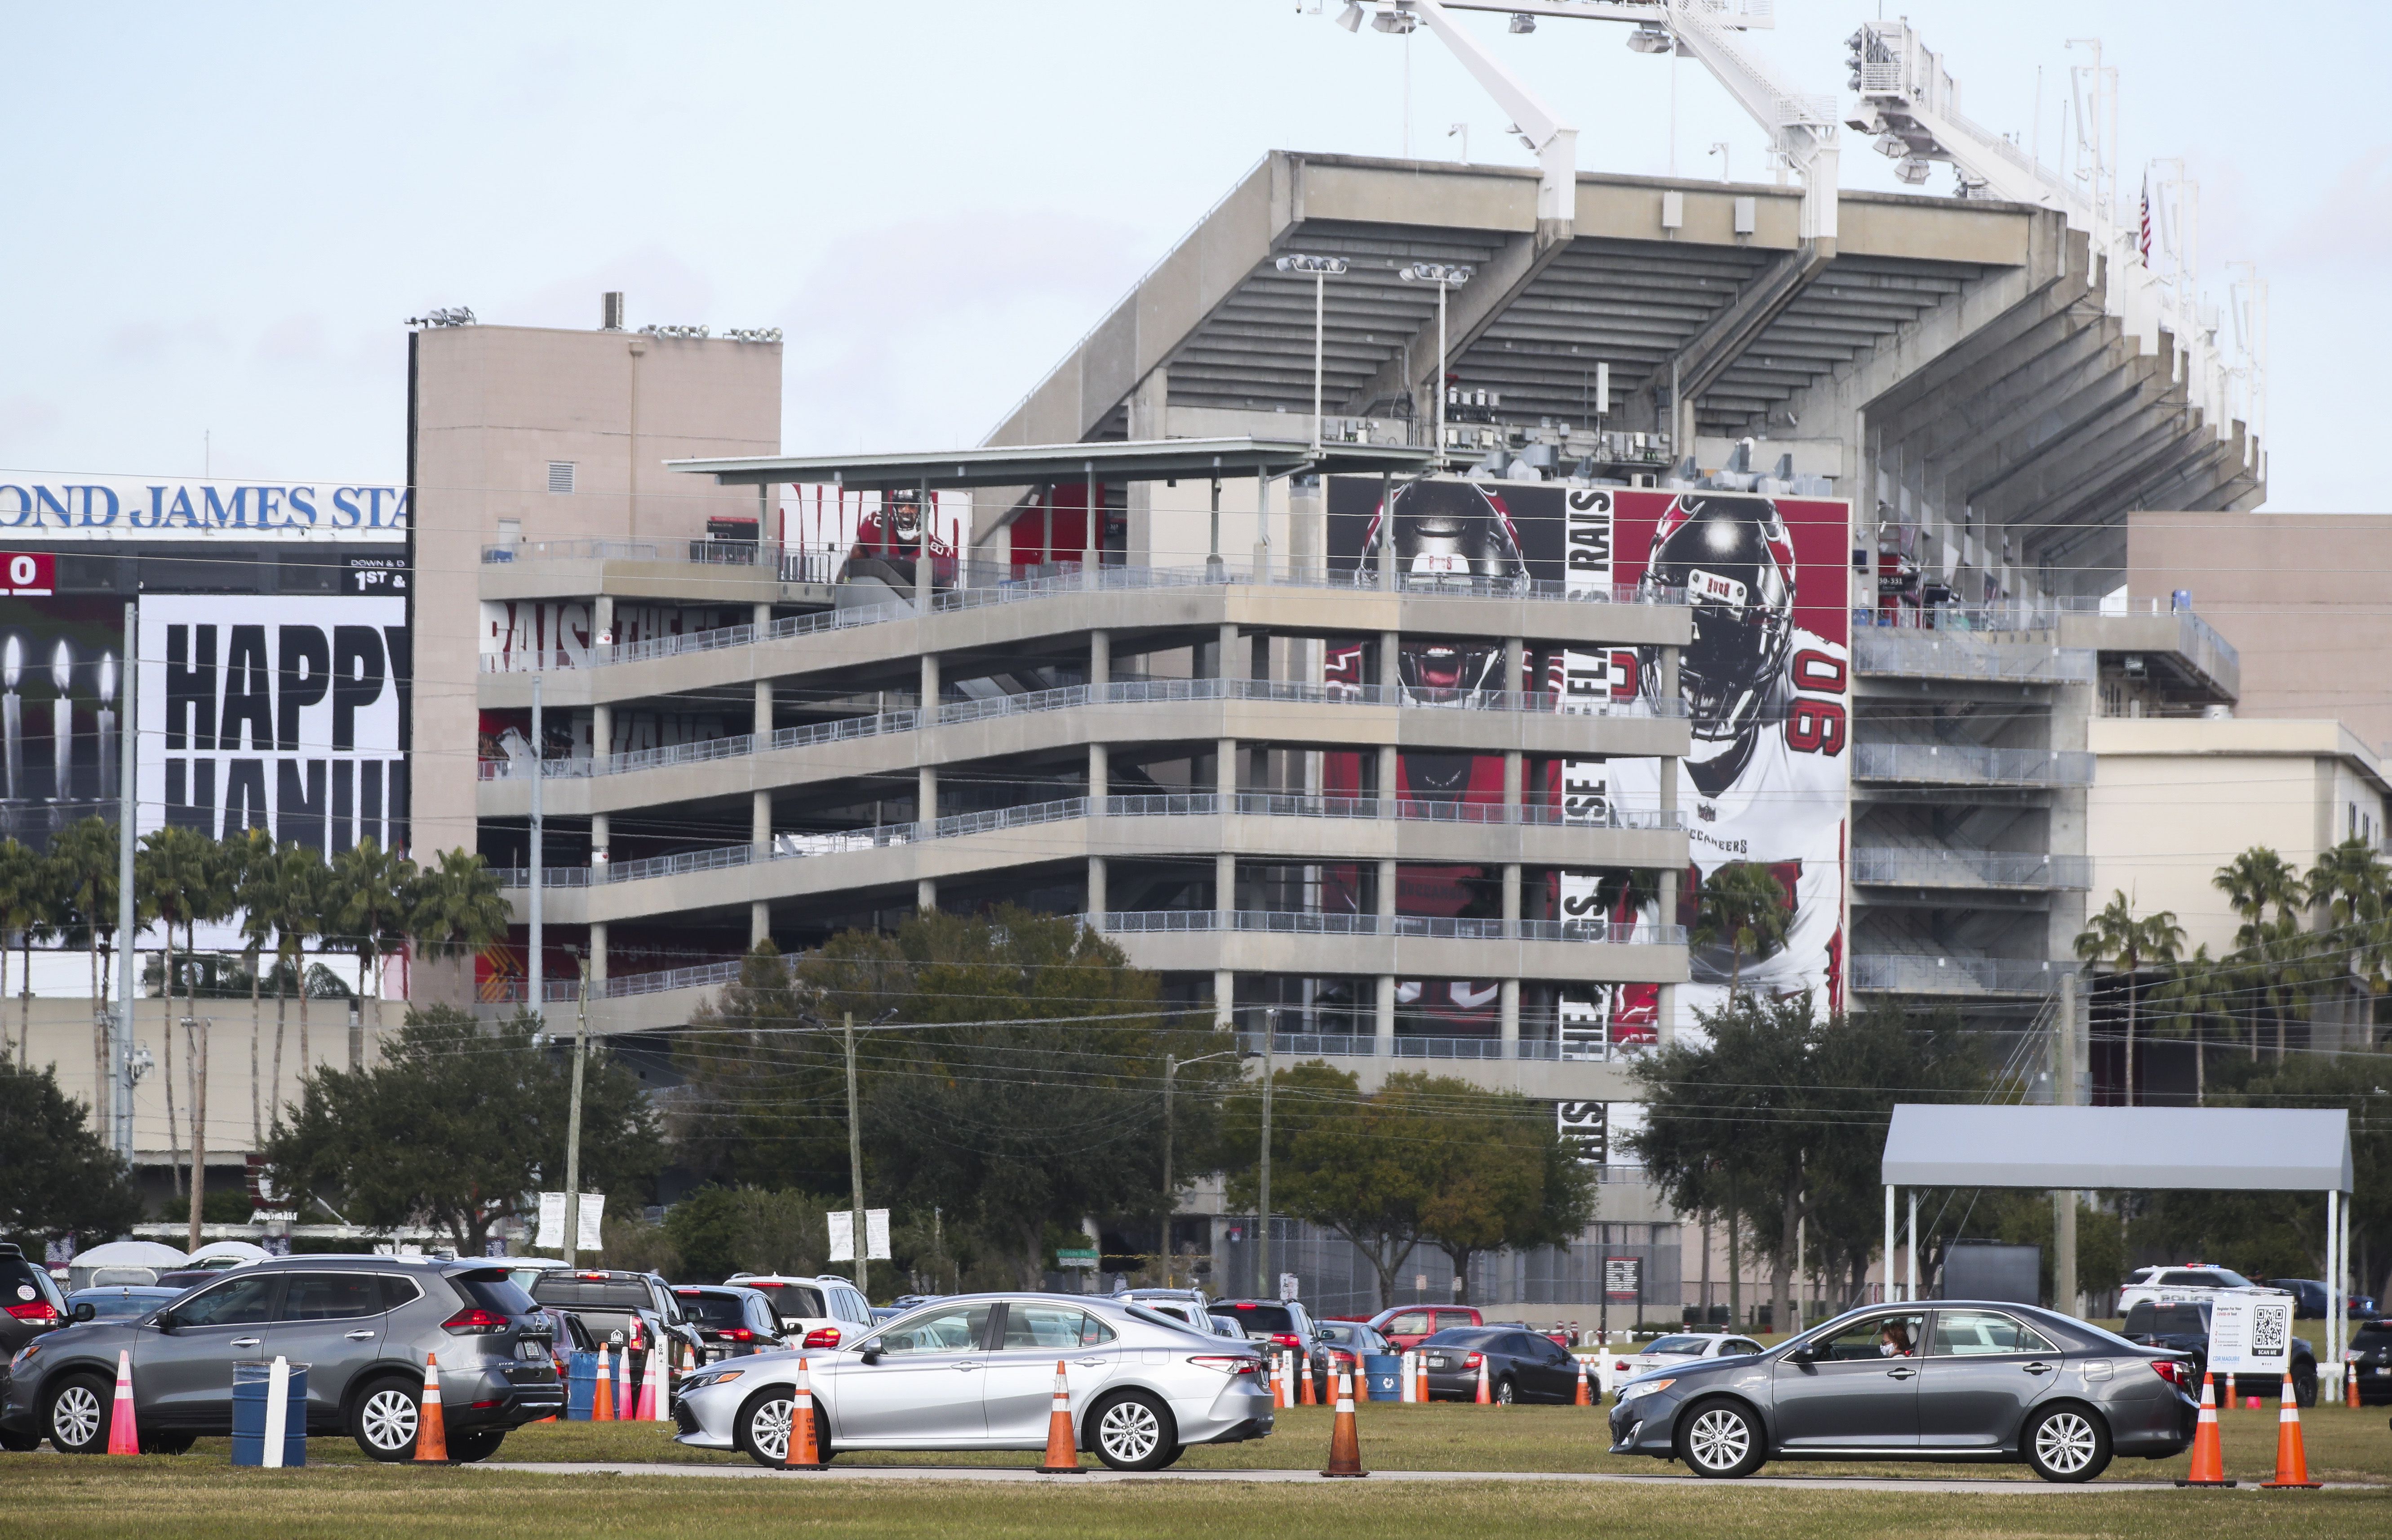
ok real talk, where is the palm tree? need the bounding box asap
[48,817,124,1141]
[2214,847,2309,1061]
[2073,892,2180,1106]
[226,828,278,1145]
[138,826,237,1243]
[1690,862,1792,1000]
[407,848,512,979]
[328,840,417,1058]
[0,838,44,1069]
[2152,943,2234,1105]
[2305,837,2387,1044]
[267,843,328,1083]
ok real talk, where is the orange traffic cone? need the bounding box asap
[413,1354,449,1462]
[106,1349,140,1455]
[1300,1356,1317,1406]
[2176,1371,2233,1487]
[682,1342,697,1375]
[1321,1369,1367,1477]
[2261,1371,2321,1488]
[2348,1365,2362,1411]
[1274,1354,1290,1409]
[783,1357,821,1470]
[1038,1360,1083,1473]
[1574,1358,1592,1407]
[1474,1356,1491,1406]
[1415,1354,1429,1404]
[592,1344,615,1422]
[2225,1372,2237,1404]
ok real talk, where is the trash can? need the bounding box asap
[231,1360,308,1467]
[566,1351,598,1420]
[1362,1354,1402,1402]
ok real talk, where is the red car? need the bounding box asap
[1364,1305,1482,1352]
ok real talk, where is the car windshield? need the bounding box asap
[1421,1327,1499,1347]
[743,1282,828,1321]
[1125,1304,1204,1333]
[72,1290,172,1322]
[1220,1303,1295,1335]
[676,1293,753,1328]
[1645,1335,1712,1354]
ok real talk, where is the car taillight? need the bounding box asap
[803,1327,841,1349]
[1269,1333,1303,1349]
[727,1328,754,1342]
[1464,1353,1483,1368]
[443,1308,510,1336]
[3,1301,60,1323]
[1614,1360,1631,1371]
[2149,1360,2187,1388]
[1190,1356,1261,1376]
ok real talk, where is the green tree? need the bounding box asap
[328,840,417,1052]
[2214,846,2310,1061]
[48,817,129,1137]
[406,848,511,976]
[264,843,329,1083]
[263,1006,665,1252]
[0,1063,142,1245]
[1690,861,1791,999]
[665,1187,834,1282]
[0,838,49,1070]
[1395,1081,1592,1305]
[2074,892,2183,1105]
[137,826,236,1231]
[2306,836,2389,1049]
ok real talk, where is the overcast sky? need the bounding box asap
[4,1,2381,510]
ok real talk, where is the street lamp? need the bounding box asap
[1242,1007,1282,1299]
[1275,253,1350,455]
[1161,1047,1241,1286]
[1398,262,1474,461]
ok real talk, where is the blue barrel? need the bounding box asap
[1362,1354,1402,1401]
[230,1362,308,1467]
[566,1351,598,1420]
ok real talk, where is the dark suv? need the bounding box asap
[1,1256,563,1460]
[0,1244,71,1448]
[671,1286,784,1362]
[526,1269,702,1385]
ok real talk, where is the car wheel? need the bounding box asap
[2293,1372,2318,1409]
[45,1376,113,1455]
[1678,1399,1765,1479]
[141,1432,196,1456]
[737,1389,833,1469]
[0,1428,39,1452]
[1089,1390,1178,1472]
[2023,1405,2110,1483]
[1495,1377,1517,1406]
[447,1430,506,1463]
[1153,1442,1187,1469]
[351,1376,422,1462]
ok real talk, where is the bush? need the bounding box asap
[664,1188,831,1282]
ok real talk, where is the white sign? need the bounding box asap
[535,1192,568,1250]
[829,1208,890,1264]
[577,1192,605,1252]
[0,472,408,540]
[1279,1272,1300,1302]
[828,1209,853,1263]
[2207,1295,2294,1376]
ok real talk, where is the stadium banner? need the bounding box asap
[0,471,408,541]
[1323,476,1852,1054]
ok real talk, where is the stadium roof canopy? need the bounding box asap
[1882,1104,2353,1192]
[670,437,1433,492]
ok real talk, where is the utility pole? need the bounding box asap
[1163,1053,1176,1289]
[113,601,136,1159]
[562,949,589,1267]
[528,672,544,1022]
[845,1011,867,1292]
[1257,1006,1276,1300]
[2053,969,2078,1313]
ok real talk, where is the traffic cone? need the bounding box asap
[2224,1371,2236,1404]
[682,1342,697,1375]
[1038,1360,1083,1473]
[1416,1354,1430,1404]
[615,1342,631,1421]
[639,1340,665,1421]
[2260,1371,2321,1488]
[1300,1356,1317,1406]
[1475,1356,1491,1406]
[2348,1364,2362,1410]
[413,1354,449,1463]
[2176,1371,2233,1487]
[1320,1369,1367,1478]
[1275,1354,1290,1409]
[783,1357,821,1470]
[1574,1358,1592,1407]
[105,1349,139,1456]
[592,1345,614,1421]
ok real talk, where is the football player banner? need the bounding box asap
[1323,477,1851,1054]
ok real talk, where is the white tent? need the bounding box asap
[66,1239,186,1291]
[184,1241,273,1269]
[1878,1104,2356,1395]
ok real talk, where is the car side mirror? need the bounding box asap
[152,1313,179,1334]
[859,1345,884,1366]
[1784,1342,1817,1364]
[71,1302,96,1323]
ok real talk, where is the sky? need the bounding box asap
[3,1,2384,510]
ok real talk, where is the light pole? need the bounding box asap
[1398,262,1473,462]
[113,601,136,1159]
[1162,1047,1240,1285]
[528,671,543,1023]
[845,1010,866,1291]
[1274,253,1349,455]
[562,945,589,1267]
[1247,1006,1280,1299]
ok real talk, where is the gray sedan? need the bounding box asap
[673,1293,1273,1471]
[1607,1301,2198,1482]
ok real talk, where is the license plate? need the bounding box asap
[1426,1357,1448,1369]
[519,1340,550,1362]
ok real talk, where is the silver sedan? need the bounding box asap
[673,1293,1274,1471]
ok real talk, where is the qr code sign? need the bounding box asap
[2252,1307,2289,1358]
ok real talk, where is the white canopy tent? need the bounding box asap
[1879,1105,2356,1394]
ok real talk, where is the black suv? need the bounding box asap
[0,1244,71,1448]
[525,1269,703,1385]
[2121,1299,2318,1406]
[1,1256,563,1460]
[670,1286,784,1361]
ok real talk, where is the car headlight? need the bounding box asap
[1616,1377,1674,1403]
[686,1370,743,1391]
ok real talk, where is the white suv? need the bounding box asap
[723,1273,876,1349]
[2117,1265,2284,1314]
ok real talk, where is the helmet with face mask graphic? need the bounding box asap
[1362,479,1528,699]
[1637,493,1796,755]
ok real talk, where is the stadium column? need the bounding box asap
[1657,644,1681,1045]
[1375,630,1399,801]
[1089,630,1109,922]
[1376,625,1398,1056]
[752,641,774,946]
[1216,621,1238,915]
[918,650,940,913]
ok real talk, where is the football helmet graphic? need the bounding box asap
[1362,479,1528,699]
[1638,493,1795,790]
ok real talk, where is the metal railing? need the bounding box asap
[1096,910,1685,945]
[1853,742,2096,787]
[479,561,1690,674]
[1850,954,2079,996]
[1852,847,2094,890]
[1854,630,2096,684]
[1230,1030,1574,1062]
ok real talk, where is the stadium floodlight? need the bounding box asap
[1276,254,1352,454]
[1625,23,1673,55]
[1396,263,1474,457]
[1508,12,1534,33]
[1371,6,1417,35]
[1336,1,1364,32]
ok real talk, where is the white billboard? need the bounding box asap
[0,472,408,541]
[137,595,409,856]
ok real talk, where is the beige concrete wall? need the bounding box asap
[2089,718,2391,954]
[411,323,780,871]
[2129,511,2392,752]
